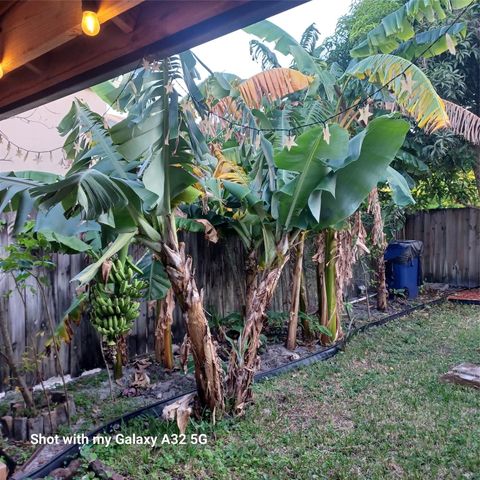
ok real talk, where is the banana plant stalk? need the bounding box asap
[148,59,224,413]
[376,252,388,311]
[299,271,314,342]
[114,348,123,380]
[159,214,225,414]
[226,235,291,414]
[155,288,175,370]
[315,232,328,341]
[286,231,306,350]
[321,229,343,344]
[368,189,388,311]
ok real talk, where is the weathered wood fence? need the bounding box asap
[8,207,477,391]
[3,217,349,391]
[401,207,480,288]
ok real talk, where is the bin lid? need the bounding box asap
[385,240,423,263]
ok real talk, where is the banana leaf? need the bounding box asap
[72,231,137,285]
[385,166,415,206]
[274,124,349,227]
[319,116,410,228]
[347,54,449,132]
[350,0,475,58]
[137,255,171,301]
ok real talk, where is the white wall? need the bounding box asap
[0,89,120,175]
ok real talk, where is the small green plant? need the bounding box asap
[266,311,289,329]
[390,287,407,299]
[0,221,62,413]
[298,312,333,339]
[80,444,98,463]
[344,301,354,316]
[207,310,244,340]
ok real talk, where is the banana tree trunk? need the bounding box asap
[318,229,343,345]
[161,216,224,415]
[376,252,388,311]
[300,271,313,342]
[114,348,123,380]
[315,232,329,343]
[368,189,388,311]
[155,289,175,370]
[226,235,290,415]
[286,232,306,350]
[325,229,338,342]
[0,313,36,411]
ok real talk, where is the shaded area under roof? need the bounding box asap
[0,0,308,120]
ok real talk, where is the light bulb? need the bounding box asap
[82,10,100,36]
[0,65,3,79]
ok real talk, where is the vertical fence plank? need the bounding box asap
[403,208,480,287]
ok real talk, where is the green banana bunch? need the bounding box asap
[89,256,146,345]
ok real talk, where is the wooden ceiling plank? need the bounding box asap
[110,12,137,34]
[2,1,83,74]
[97,0,144,23]
[0,1,17,18]
[1,0,247,102]
[1,0,144,74]
[24,62,43,75]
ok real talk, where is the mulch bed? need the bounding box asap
[448,288,480,305]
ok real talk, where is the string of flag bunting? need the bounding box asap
[0,130,69,166]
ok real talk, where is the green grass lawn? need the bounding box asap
[91,303,480,479]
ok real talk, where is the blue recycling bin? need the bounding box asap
[384,240,423,299]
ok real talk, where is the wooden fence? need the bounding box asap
[401,207,480,288]
[3,216,356,391]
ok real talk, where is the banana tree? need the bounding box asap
[190,10,457,409]
[199,115,409,414]
[0,54,226,413]
[246,5,477,316]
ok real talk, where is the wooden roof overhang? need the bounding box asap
[0,0,308,120]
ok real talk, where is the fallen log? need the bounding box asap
[441,363,480,390]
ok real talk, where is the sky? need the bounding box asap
[192,0,352,78]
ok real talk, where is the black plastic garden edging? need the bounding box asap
[22,296,445,479]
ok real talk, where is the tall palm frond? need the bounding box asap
[347,54,449,132]
[350,0,476,58]
[249,40,280,70]
[444,100,480,145]
[300,23,320,55]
